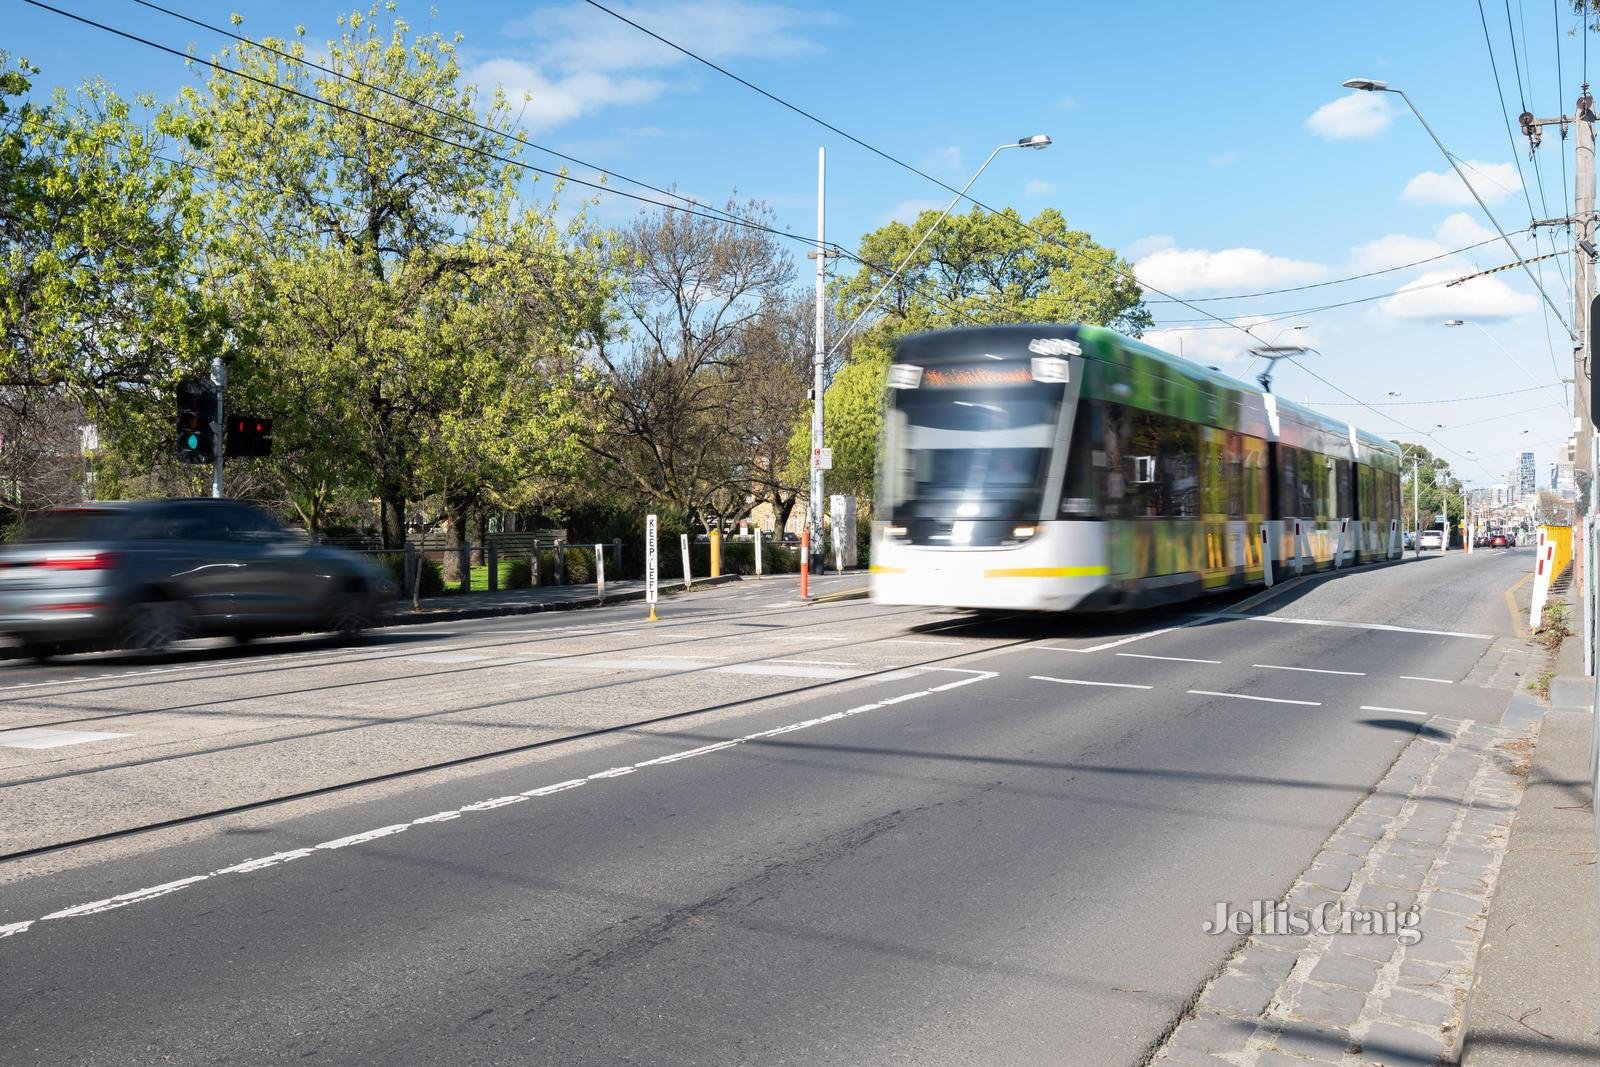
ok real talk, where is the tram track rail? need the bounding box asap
[0,618,1029,865]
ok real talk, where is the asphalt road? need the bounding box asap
[0,549,1536,1065]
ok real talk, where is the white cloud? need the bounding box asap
[473,59,664,131]
[1143,316,1320,366]
[1135,246,1328,294]
[1435,211,1497,246]
[1056,95,1078,110]
[1209,150,1237,167]
[926,145,965,178]
[1348,233,1449,272]
[1024,179,1056,198]
[1377,269,1537,320]
[1124,234,1176,261]
[881,198,945,225]
[1305,93,1393,140]
[473,2,834,131]
[1402,161,1521,206]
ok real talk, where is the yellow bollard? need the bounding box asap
[710,529,722,577]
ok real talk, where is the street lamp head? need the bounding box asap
[1444,319,1465,327]
[1017,134,1052,150]
[1342,77,1389,92]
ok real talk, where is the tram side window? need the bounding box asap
[1336,459,1352,518]
[1102,403,1201,518]
[1225,433,1245,518]
[1059,399,1099,517]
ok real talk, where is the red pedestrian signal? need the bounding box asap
[225,415,273,459]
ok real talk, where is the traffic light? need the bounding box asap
[225,415,273,458]
[176,378,216,464]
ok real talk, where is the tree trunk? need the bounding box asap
[443,494,470,583]
[772,491,795,536]
[380,492,406,550]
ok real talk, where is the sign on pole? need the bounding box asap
[645,513,659,621]
[812,446,833,470]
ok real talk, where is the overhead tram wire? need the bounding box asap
[1310,382,1554,406]
[22,0,1003,333]
[577,0,1293,352]
[1140,236,1503,303]
[578,0,1557,451]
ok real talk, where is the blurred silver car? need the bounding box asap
[0,499,398,660]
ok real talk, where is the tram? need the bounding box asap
[869,324,1404,611]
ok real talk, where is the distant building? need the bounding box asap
[1518,451,1536,496]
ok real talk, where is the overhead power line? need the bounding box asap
[1141,236,1503,303]
[20,0,999,336]
[577,0,1280,349]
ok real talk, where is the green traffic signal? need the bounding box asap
[185,433,200,450]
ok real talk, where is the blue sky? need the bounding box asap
[10,0,1593,487]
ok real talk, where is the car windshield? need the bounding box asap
[19,508,133,542]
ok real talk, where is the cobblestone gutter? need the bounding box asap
[1150,715,1537,1067]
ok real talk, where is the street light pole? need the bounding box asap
[810,147,827,568]
[807,134,1050,569]
[822,135,1052,364]
[1343,78,1574,339]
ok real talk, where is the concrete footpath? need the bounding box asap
[1459,590,1599,1065]
[1152,570,1597,1067]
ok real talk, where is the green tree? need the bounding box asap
[173,6,605,543]
[792,205,1149,507]
[1398,442,1464,535]
[0,54,220,511]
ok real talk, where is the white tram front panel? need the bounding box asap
[870,519,1109,611]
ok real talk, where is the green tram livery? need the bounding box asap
[870,324,1404,611]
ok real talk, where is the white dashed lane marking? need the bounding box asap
[1360,705,1429,717]
[0,668,998,944]
[1116,652,1221,665]
[1030,676,1154,690]
[1187,689,1322,707]
[1399,676,1454,684]
[1253,664,1366,677]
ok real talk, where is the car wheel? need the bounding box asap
[119,600,193,657]
[323,591,371,641]
[19,641,57,664]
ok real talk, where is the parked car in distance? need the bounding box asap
[0,499,398,660]
[1490,533,1509,548]
[1418,529,1444,550]
[1402,530,1416,550]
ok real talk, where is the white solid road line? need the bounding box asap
[1117,652,1222,665]
[1360,705,1429,717]
[1253,664,1366,677]
[1187,689,1322,707]
[1031,676,1154,690]
[1201,613,1494,641]
[1399,676,1454,684]
[0,667,999,945]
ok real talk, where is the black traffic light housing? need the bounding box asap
[176,377,217,464]
[225,415,273,458]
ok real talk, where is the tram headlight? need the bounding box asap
[1012,525,1037,540]
[885,525,908,539]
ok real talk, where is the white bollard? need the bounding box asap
[680,532,692,590]
[1293,519,1306,577]
[1261,523,1273,587]
[754,528,763,578]
[1389,519,1399,559]
[594,543,605,604]
[1529,541,1556,629]
[1334,518,1347,570]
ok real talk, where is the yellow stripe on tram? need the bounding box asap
[869,565,906,574]
[982,565,1111,579]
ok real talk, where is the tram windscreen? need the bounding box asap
[883,382,1064,521]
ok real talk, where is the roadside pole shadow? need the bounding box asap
[1358,717,1453,742]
